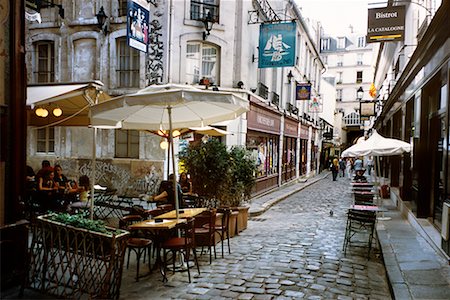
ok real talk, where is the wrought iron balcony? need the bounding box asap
[271,91,279,106]
[257,82,269,100]
[190,0,219,22]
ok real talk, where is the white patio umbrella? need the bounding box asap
[341,130,411,157]
[341,130,411,220]
[90,83,249,218]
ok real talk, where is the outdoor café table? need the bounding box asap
[349,204,382,212]
[351,182,374,187]
[154,207,207,219]
[349,205,388,214]
[129,218,187,281]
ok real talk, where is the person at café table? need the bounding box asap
[179,172,193,195]
[37,167,60,212]
[149,173,183,208]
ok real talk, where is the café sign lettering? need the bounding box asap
[257,115,275,127]
[367,6,405,43]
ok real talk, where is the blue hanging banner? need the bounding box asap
[258,22,296,68]
[296,83,311,101]
[127,0,150,53]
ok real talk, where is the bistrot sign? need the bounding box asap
[367,6,405,43]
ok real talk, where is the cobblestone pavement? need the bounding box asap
[120,176,392,299]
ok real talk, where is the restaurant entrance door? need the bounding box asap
[429,114,446,230]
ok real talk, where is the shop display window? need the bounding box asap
[247,132,279,178]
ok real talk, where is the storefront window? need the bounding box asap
[282,136,296,182]
[300,139,307,175]
[247,132,279,178]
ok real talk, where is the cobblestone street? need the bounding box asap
[120,175,392,299]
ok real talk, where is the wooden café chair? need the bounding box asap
[161,217,200,283]
[119,215,153,281]
[194,208,217,263]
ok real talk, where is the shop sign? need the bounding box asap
[127,0,150,52]
[300,125,309,139]
[296,82,311,100]
[284,118,298,137]
[308,96,323,113]
[360,101,376,120]
[367,6,405,43]
[258,22,296,68]
[247,102,281,134]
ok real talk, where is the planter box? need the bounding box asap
[233,206,249,233]
[28,215,129,300]
[228,211,239,238]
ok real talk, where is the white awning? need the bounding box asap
[27,81,110,127]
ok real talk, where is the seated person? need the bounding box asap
[179,172,192,195]
[353,169,367,182]
[77,175,91,202]
[68,175,91,212]
[37,168,59,212]
[149,174,183,209]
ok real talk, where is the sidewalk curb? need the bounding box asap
[249,172,331,217]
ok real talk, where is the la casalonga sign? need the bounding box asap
[258,22,296,68]
[367,6,405,43]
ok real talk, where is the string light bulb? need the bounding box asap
[160,138,168,150]
[52,107,63,117]
[35,107,45,117]
[35,107,49,117]
[172,129,180,137]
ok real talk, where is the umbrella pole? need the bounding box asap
[90,127,97,220]
[376,155,391,221]
[168,106,179,220]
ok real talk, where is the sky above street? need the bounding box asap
[296,0,371,35]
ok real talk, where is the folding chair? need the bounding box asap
[342,209,377,258]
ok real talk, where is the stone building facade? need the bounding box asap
[25,0,325,196]
[319,29,375,150]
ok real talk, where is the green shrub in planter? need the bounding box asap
[29,213,129,299]
[179,139,256,208]
[47,211,121,235]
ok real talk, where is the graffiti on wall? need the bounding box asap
[146,0,164,85]
[75,159,163,196]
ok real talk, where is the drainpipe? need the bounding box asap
[167,0,173,83]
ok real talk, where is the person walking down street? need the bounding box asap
[367,156,374,175]
[338,158,346,177]
[346,158,352,179]
[331,158,339,181]
[354,157,363,172]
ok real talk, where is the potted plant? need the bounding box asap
[179,139,256,236]
[28,212,129,300]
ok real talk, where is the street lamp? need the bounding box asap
[287,70,293,83]
[96,6,109,35]
[202,12,214,40]
[357,87,364,101]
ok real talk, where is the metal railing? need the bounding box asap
[257,82,269,99]
[190,0,219,21]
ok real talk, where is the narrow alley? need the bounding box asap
[120,175,391,299]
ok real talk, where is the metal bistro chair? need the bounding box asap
[119,215,153,281]
[353,191,375,205]
[342,209,377,258]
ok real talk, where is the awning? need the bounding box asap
[27,81,111,127]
